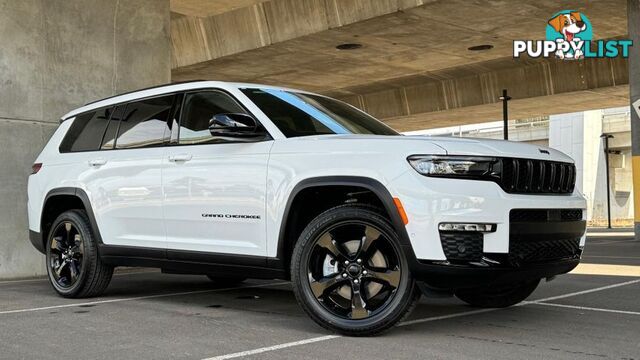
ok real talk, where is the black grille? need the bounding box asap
[500,159,575,194]
[509,238,580,265]
[510,209,583,223]
[440,232,483,262]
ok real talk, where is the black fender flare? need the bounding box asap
[40,187,104,246]
[273,176,417,268]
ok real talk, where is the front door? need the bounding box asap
[162,90,272,256]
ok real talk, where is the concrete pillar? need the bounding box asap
[629,0,640,237]
[549,111,603,226]
[0,0,170,279]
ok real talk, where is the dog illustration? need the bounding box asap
[548,12,587,59]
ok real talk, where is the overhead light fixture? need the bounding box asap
[468,44,494,51]
[336,43,362,50]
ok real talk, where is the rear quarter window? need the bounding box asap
[59,107,114,152]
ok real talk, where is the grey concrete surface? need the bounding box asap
[0,0,170,279]
[0,235,638,359]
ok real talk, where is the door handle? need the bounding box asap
[88,158,107,167]
[168,154,192,162]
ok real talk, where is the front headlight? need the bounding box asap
[407,155,500,179]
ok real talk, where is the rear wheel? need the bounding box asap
[46,210,113,298]
[455,280,540,308]
[291,205,419,336]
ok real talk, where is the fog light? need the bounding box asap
[438,223,496,232]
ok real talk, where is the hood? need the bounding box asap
[279,134,573,163]
[412,136,573,163]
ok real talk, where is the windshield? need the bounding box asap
[241,88,399,137]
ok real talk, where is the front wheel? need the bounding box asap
[455,280,540,308]
[291,205,420,336]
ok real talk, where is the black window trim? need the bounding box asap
[99,103,126,151]
[171,87,273,148]
[58,87,272,154]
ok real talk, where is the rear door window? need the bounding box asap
[115,95,174,149]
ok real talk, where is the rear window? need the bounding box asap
[59,107,114,152]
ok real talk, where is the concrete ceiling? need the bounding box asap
[170,0,629,130]
[170,0,268,17]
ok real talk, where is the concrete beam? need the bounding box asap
[173,0,627,93]
[327,55,629,131]
[170,0,426,68]
[384,86,629,132]
[171,0,268,17]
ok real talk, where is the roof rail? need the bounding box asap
[83,80,207,106]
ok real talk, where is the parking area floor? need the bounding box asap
[1,234,639,360]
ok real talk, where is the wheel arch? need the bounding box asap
[275,176,414,272]
[38,188,103,253]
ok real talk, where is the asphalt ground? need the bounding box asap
[1,233,639,360]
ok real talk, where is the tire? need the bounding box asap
[455,279,540,308]
[45,209,113,298]
[206,275,247,287]
[291,204,420,336]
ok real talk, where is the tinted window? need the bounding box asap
[241,88,398,137]
[179,91,255,145]
[59,107,114,152]
[115,95,174,149]
[100,105,126,150]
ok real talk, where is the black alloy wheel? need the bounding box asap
[46,210,113,298]
[291,205,419,336]
[307,222,402,320]
[48,221,85,289]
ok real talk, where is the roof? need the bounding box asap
[60,80,312,121]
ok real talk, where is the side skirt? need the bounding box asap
[99,245,288,280]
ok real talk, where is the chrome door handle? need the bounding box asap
[88,158,107,166]
[168,154,192,162]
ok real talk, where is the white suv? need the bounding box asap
[28,81,587,335]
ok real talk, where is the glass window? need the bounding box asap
[179,91,257,145]
[100,105,126,150]
[115,95,174,149]
[59,106,114,152]
[240,88,399,137]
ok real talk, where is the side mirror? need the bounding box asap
[208,113,260,137]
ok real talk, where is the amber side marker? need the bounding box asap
[393,197,409,225]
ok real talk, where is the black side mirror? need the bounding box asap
[208,113,260,137]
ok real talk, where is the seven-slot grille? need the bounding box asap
[500,159,575,194]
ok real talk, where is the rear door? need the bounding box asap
[162,90,272,256]
[83,94,176,249]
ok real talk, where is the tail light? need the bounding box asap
[31,163,42,174]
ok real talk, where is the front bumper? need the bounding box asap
[410,257,580,290]
[389,170,586,290]
[388,170,587,260]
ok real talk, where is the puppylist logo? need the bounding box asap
[514,10,632,60]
